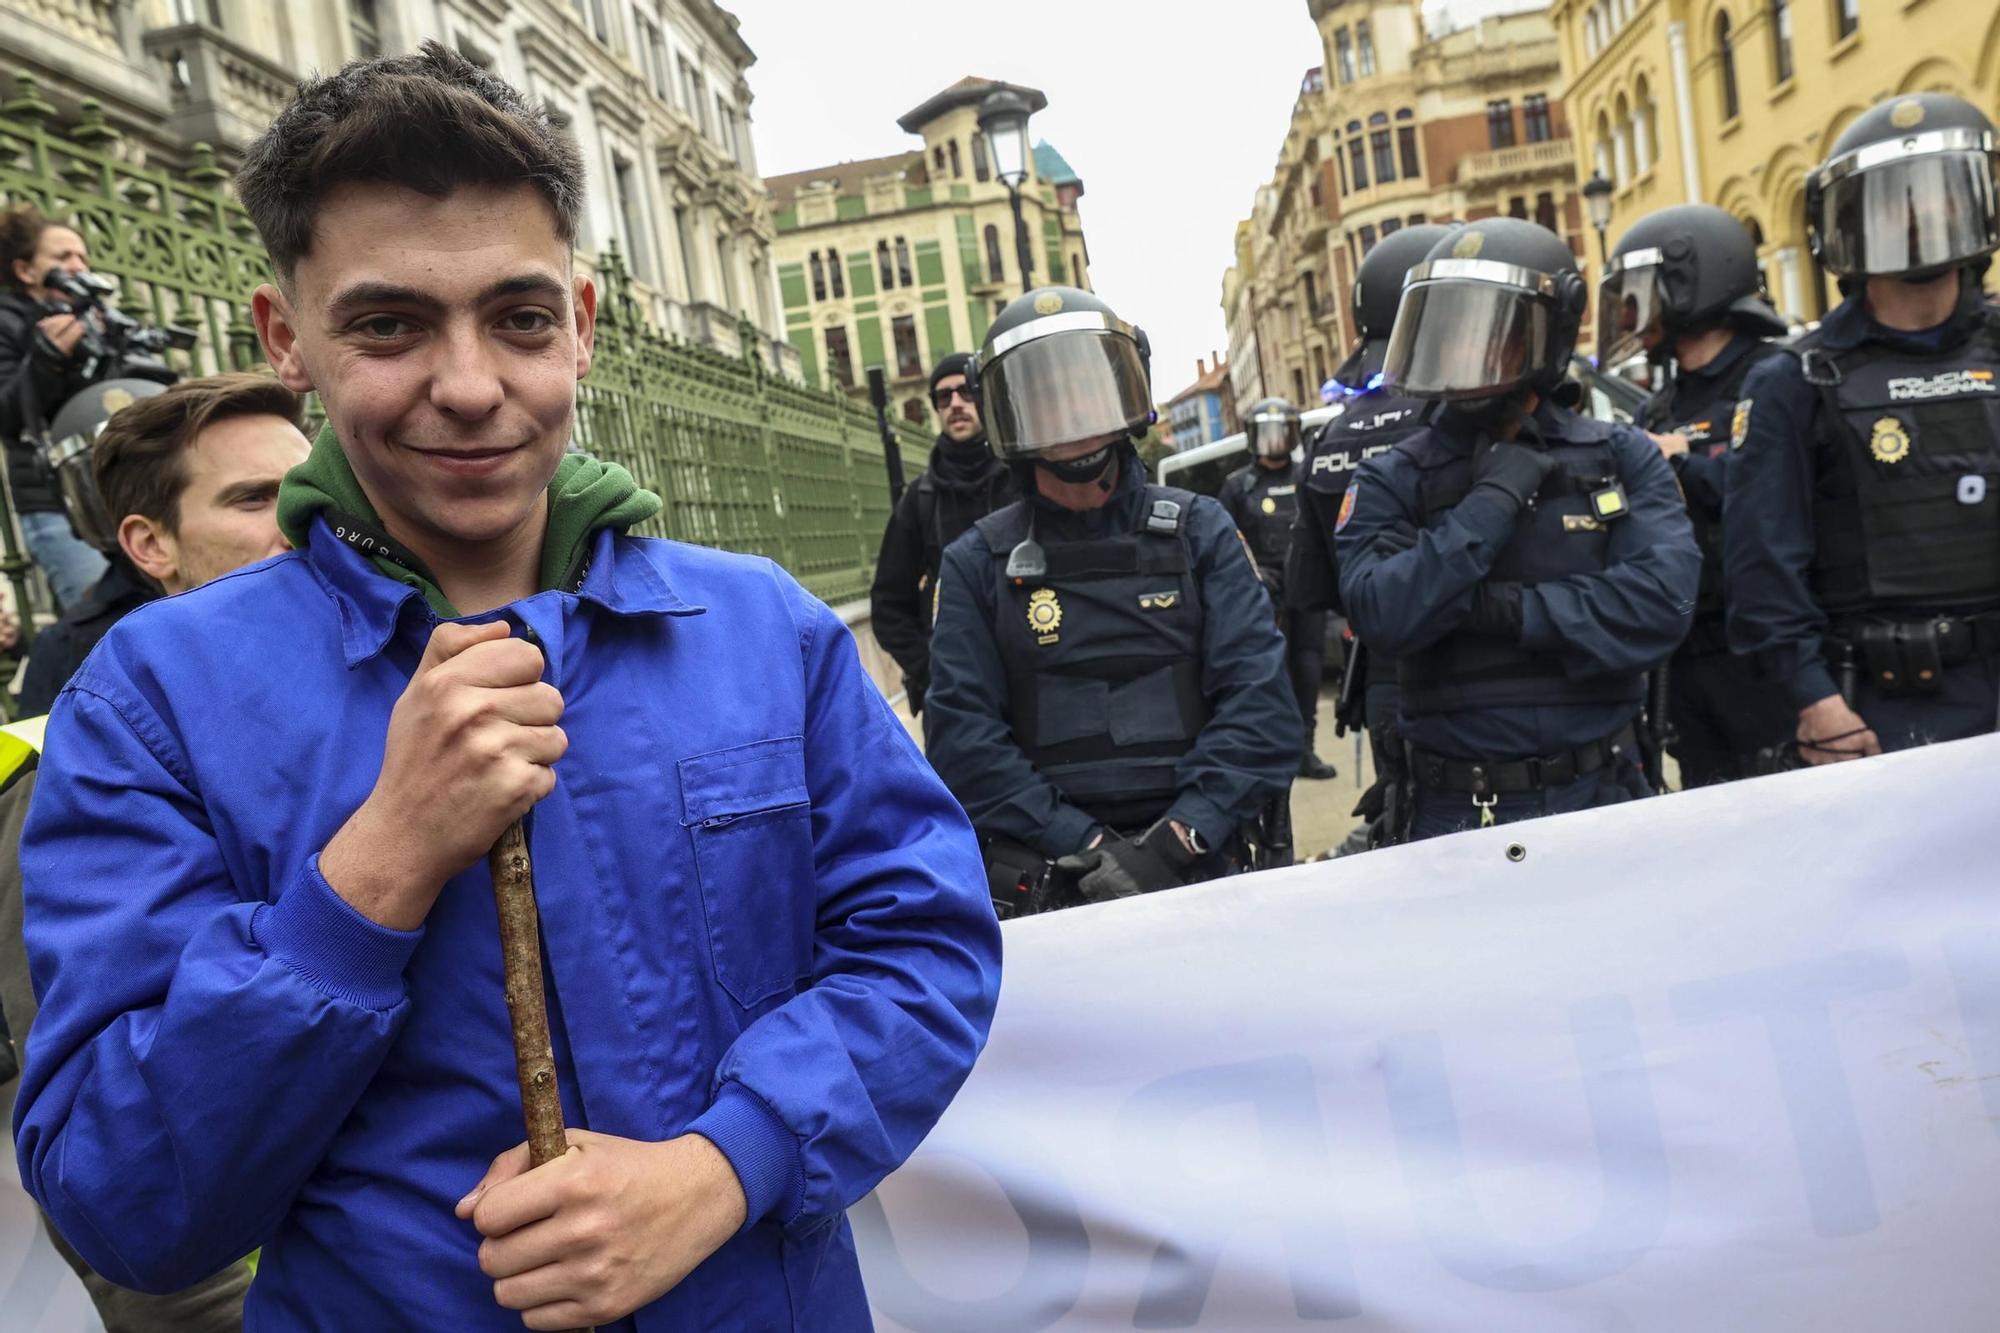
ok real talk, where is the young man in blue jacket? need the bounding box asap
[11,43,1000,1332]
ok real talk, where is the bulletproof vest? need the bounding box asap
[1642,342,1783,623]
[1293,392,1430,616]
[976,486,1209,831]
[1231,464,1301,574]
[1396,418,1647,715]
[1802,309,2000,617]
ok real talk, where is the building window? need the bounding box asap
[1716,13,1740,120]
[1370,112,1395,184]
[680,59,709,134]
[895,237,913,288]
[585,0,610,43]
[1614,93,1636,180]
[1487,99,1516,148]
[1335,139,1350,194]
[1535,191,1559,232]
[1347,120,1369,190]
[984,224,1005,282]
[348,0,380,57]
[1585,5,1602,57]
[642,19,670,101]
[877,240,894,291]
[825,325,854,388]
[1523,93,1552,143]
[1770,0,1794,81]
[1409,212,1427,226]
[934,146,946,172]
[1071,252,1083,286]
[826,248,845,299]
[1304,270,1320,316]
[1293,368,1308,404]
[948,140,963,178]
[893,315,922,379]
[1359,224,1378,255]
[1508,196,1529,219]
[1334,28,1355,84]
[1633,78,1658,172]
[714,96,737,156]
[675,206,700,300]
[972,132,990,182]
[1833,0,1858,40]
[1381,217,1402,237]
[1396,109,1421,179]
[610,154,652,282]
[1357,19,1377,75]
[716,232,738,312]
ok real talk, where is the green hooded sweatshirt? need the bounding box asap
[275,425,662,618]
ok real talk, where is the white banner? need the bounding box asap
[7,740,2000,1330]
[854,736,2000,1331]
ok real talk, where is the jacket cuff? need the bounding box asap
[1165,793,1236,855]
[1784,658,1841,713]
[1453,487,1526,552]
[251,856,424,1012]
[1038,804,1099,859]
[688,1081,806,1229]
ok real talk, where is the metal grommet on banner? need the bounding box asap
[1505,843,1527,863]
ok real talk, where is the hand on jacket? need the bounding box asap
[1055,819,1197,902]
[320,620,566,929]
[35,314,84,358]
[1796,694,1882,766]
[1470,439,1555,508]
[459,1129,748,1331]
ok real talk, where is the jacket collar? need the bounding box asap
[68,551,157,626]
[1681,333,1761,384]
[305,519,704,668]
[1819,277,1987,353]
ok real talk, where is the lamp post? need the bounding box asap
[1582,169,1615,266]
[978,88,1036,296]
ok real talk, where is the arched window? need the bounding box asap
[1335,132,1350,193]
[1613,93,1634,183]
[972,132,990,182]
[1632,78,1656,174]
[895,237,912,288]
[948,140,963,179]
[934,146,946,171]
[1347,119,1369,190]
[827,248,845,299]
[1396,108,1421,179]
[810,252,826,302]
[1769,0,1793,82]
[876,240,893,291]
[984,224,1004,282]
[1585,6,1602,57]
[1715,12,1740,120]
[1369,111,1395,184]
[1595,110,1617,184]
[1535,191,1559,233]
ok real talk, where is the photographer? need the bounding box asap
[0,203,110,610]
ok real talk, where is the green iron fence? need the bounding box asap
[0,85,921,608]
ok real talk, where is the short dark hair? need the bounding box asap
[1,202,53,294]
[236,41,584,282]
[93,372,306,533]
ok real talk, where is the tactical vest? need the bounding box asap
[1230,466,1300,574]
[1396,421,1647,716]
[1642,342,1783,625]
[977,487,1209,831]
[1294,393,1430,616]
[1802,311,2000,618]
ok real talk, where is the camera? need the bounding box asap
[42,266,200,364]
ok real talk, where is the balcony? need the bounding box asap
[1432,36,1561,85]
[1455,137,1576,190]
[141,23,293,155]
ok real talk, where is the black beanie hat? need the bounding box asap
[929,352,975,393]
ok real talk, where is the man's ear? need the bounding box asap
[118,513,178,591]
[573,275,597,383]
[252,282,315,393]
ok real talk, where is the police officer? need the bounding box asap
[1337,218,1700,839]
[869,353,1016,714]
[1726,92,2000,763]
[1600,204,1795,785]
[1288,224,1452,843]
[925,287,1303,913]
[1219,397,1337,779]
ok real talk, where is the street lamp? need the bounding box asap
[1581,169,1615,266]
[978,87,1036,296]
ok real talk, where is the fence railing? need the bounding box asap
[0,88,919,608]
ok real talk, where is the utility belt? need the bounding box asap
[1407,725,1638,806]
[1678,618,1733,659]
[1825,612,2000,698]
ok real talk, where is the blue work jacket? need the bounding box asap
[13,519,1000,1330]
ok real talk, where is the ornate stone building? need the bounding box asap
[1224,4,1585,408]
[0,0,794,371]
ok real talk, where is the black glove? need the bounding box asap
[1470,439,1555,508]
[1054,820,1198,903]
[1464,581,1525,639]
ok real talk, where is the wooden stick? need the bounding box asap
[488,819,568,1168]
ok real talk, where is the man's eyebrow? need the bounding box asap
[326,273,568,320]
[212,477,284,505]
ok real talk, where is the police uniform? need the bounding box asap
[1641,337,1797,783]
[1725,286,2000,748]
[1219,456,1326,749]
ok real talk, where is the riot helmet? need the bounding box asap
[1382,218,1588,400]
[1806,93,1999,279]
[1598,204,1788,366]
[44,377,167,551]
[969,287,1154,483]
[1244,397,1302,459]
[1351,224,1459,340]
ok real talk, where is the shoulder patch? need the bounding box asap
[1730,398,1753,451]
[1336,483,1360,531]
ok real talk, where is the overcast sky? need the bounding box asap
[727,0,1536,404]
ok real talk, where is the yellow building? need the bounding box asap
[764,78,1092,423]
[1550,0,2000,318]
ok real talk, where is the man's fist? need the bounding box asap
[1796,694,1882,766]
[320,619,566,929]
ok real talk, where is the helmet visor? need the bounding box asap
[1383,277,1554,399]
[1249,413,1300,458]
[1596,252,1664,368]
[1817,146,2000,276]
[981,330,1152,458]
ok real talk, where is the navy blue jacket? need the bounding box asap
[925,453,1301,858]
[14,520,999,1329]
[1723,286,1993,710]
[1336,402,1699,757]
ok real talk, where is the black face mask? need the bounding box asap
[1037,444,1115,485]
[1444,394,1525,434]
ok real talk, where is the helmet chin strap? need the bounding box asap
[1037,442,1116,486]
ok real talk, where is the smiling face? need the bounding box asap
[252,181,595,570]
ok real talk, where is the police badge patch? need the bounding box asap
[1870,416,1912,465]
[1730,399,1752,451]
[1260,496,1277,515]
[1335,483,1359,531]
[1026,587,1062,644]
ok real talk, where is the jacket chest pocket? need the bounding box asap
[679,737,816,1009]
